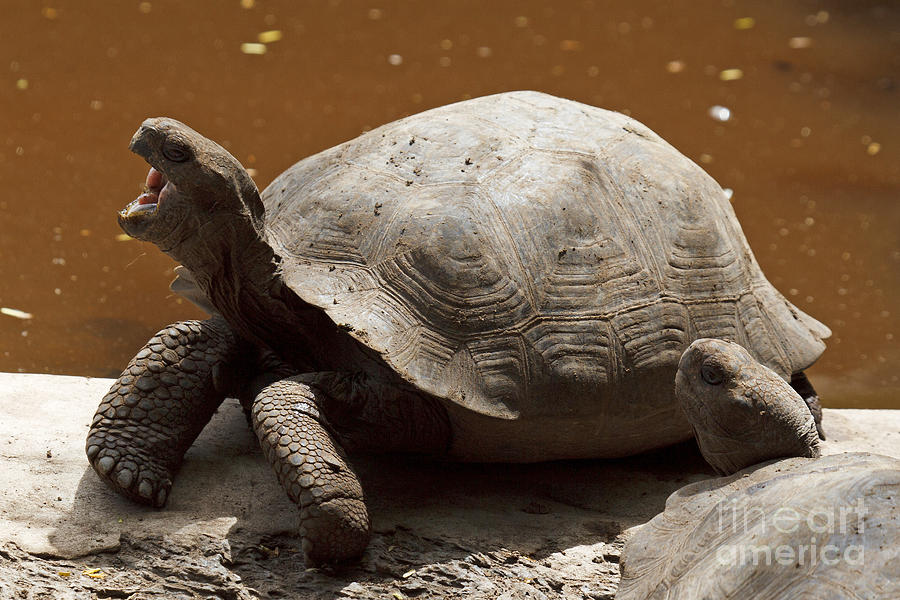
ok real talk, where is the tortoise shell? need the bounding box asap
[616,452,900,599]
[254,91,828,455]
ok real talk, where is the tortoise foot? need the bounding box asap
[86,317,243,508]
[86,432,173,507]
[300,497,370,564]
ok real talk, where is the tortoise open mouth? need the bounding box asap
[120,166,175,219]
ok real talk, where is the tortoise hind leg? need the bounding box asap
[86,316,246,506]
[790,371,826,440]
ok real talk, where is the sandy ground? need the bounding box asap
[0,372,897,600]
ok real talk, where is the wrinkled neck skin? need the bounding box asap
[163,207,380,376]
[161,208,316,369]
[162,211,259,273]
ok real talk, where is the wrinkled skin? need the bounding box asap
[675,338,821,475]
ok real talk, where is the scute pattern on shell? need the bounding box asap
[262,91,828,427]
[616,452,900,600]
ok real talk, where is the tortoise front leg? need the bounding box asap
[250,377,370,564]
[86,316,245,506]
[249,371,451,563]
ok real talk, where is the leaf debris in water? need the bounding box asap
[666,60,685,74]
[708,105,732,122]
[241,43,267,55]
[1,307,33,320]
[258,30,282,44]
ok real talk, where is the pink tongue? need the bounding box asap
[137,191,159,205]
[146,167,164,189]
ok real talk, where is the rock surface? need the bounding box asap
[1,372,897,599]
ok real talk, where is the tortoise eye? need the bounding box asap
[162,140,190,163]
[700,361,725,386]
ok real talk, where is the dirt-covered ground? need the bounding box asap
[1,374,897,599]
[1,523,624,599]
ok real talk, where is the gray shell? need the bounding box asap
[616,452,900,599]
[232,92,829,454]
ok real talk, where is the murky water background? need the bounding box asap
[1,1,897,408]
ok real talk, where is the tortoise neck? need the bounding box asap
[182,223,332,371]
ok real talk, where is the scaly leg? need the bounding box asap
[249,371,450,563]
[250,377,369,563]
[86,317,245,506]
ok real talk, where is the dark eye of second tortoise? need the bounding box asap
[700,360,725,386]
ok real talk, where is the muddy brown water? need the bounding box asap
[1,1,897,409]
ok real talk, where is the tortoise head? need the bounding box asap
[675,338,820,475]
[120,118,264,259]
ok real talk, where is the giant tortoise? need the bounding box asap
[616,338,898,600]
[86,91,830,562]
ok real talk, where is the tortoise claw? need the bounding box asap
[85,436,174,508]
